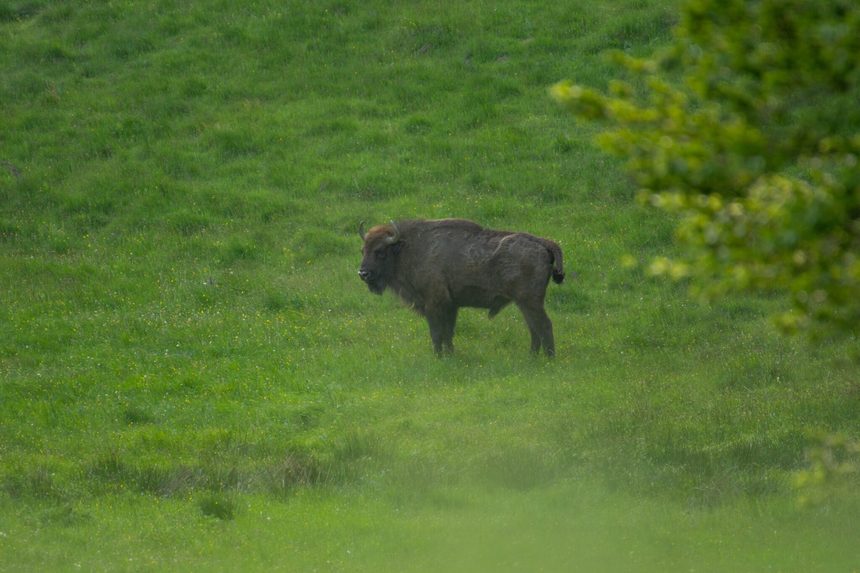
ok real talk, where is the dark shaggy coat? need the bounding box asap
[358,218,565,356]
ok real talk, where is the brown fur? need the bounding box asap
[358,218,566,356]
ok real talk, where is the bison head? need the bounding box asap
[358,221,402,295]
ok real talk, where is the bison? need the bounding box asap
[358,218,565,356]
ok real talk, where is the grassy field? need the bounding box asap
[1,0,859,571]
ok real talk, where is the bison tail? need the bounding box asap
[544,240,565,284]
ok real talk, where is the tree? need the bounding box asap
[553,0,860,336]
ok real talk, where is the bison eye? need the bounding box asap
[374,249,386,260]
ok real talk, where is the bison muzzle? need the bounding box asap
[358,218,565,356]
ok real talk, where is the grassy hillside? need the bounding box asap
[1,0,858,571]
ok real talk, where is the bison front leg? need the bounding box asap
[517,303,555,357]
[426,306,457,356]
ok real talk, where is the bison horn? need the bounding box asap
[358,221,366,239]
[386,220,400,244]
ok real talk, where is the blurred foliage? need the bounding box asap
[793,432,859,508]
[553,0,860,336]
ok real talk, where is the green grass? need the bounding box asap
[1,0,859,571]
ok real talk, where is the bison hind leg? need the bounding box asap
[516,302,555,357]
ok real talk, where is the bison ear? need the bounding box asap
[391,242,403,255]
